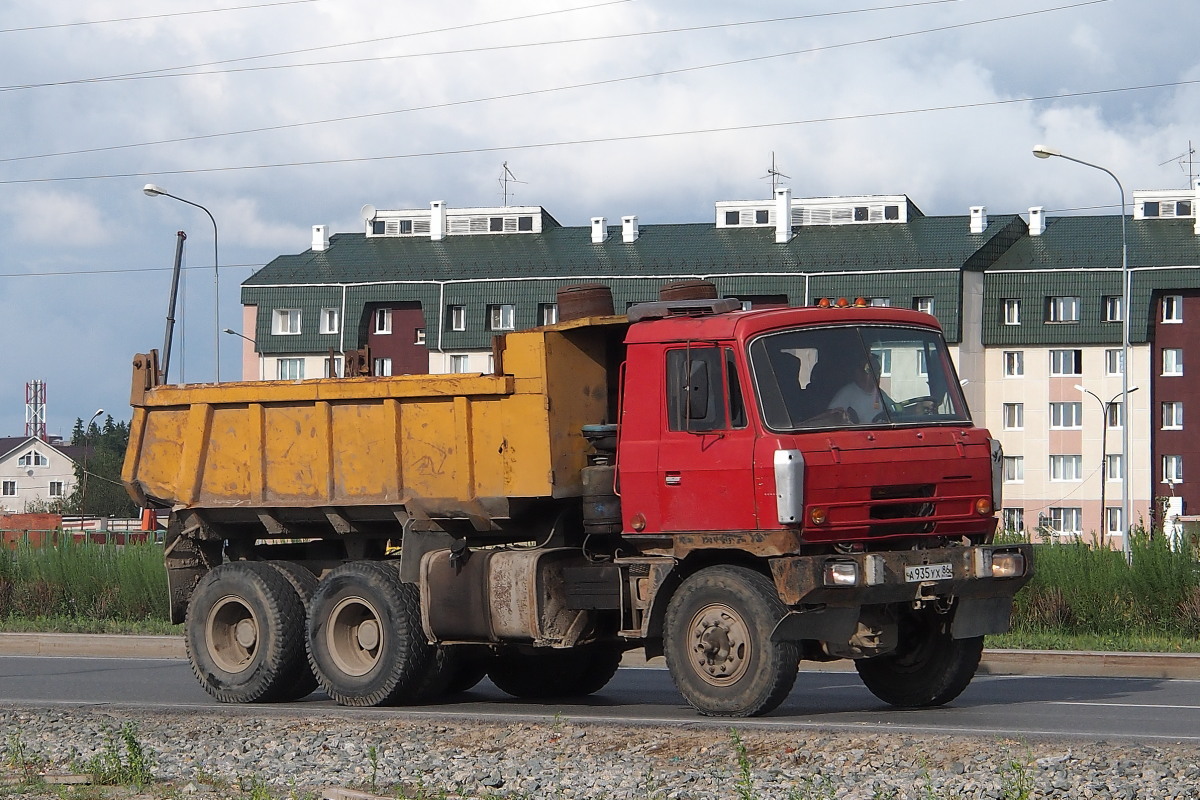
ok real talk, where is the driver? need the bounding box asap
[828,353,884,423]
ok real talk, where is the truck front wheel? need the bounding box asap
[185,561,309,703]
[663,566,798,717]
[854,607,983,707]
[307,561,445,707]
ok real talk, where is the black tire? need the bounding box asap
[663,565,798,717]
[487,644,623,699]
[184,561,309,704]
[854,607,983,708]
[306,561,443,707]
[442,647,492,694]
[261,561,320,701]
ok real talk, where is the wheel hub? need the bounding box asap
[326,596,385,677]
[206,595,259,674]
[688,603,751,686]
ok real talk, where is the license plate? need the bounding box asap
[905,563,953,582]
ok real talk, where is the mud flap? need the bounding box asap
[770,605,859,643]
[950,596,1013,639]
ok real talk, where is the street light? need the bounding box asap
[223,328,264,381]
[1075,385,1138,548]
[80,408,104,518]
[1033,145,1132,561]
[144,184,221,383]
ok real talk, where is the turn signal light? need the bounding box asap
[809,507,828,525]
[975,497,993,515]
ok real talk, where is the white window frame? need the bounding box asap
[1002,403,1024,430]
[1103,296,1123,322]
[1003,456,1024,483]
[373,357,393,377]
[1163,348,1183,376]
[324,355,344,378]
[1163,454,1184,484]
[272,308,301,335]
[1050,349,1082,377]
[914,297,934,315]
[449,354,469,373]
[1049,507,1082,536]
[868,297,891,308]
[1003,299,1021,326]
[1002,508,1025,533]
[539,303,559,326]
[414,328,426,345]
[1047,296,1081,323]
[48,481,64,497]
[1163,294,1183,324]
[1105,454,1124,481]
[319,307,340,335]
[1105,348,1123,376]
[374,308,392,335]
[1003,351,1024,377]
[488,304,516,331]
[1049,454,1083,482]
[1163,401,1183,430]
[277,358,304,380]
[1105,507,1124,537]
[449,305,466,332]
[1049,402,1083,430]
[18,450,48,468]
[1,480,15,496]
[1105,402,1124,429]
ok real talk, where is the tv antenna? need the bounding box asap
[761,152,790,195]
[499,162,526,207]
[1158,140,1196,187]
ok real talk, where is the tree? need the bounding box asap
[65,414,137,518]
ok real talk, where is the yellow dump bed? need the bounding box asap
[122,318,624,525]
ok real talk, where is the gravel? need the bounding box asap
[2,705,1199,799]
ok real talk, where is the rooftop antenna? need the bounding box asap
[25,379,47,441]
[1158,140,1197,187]
[499,162,526,207]
[761,152,790,196]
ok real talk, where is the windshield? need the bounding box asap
[748,325,972,431]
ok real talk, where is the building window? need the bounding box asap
[1103,296,1122,322]
[272,308,301,335]
[1050,349,1082,376]
[1163,455,1184,484]
[1048,507,1082,536]
[374,308,392,334]
[1144,201,1160,217]
[1106,454,1124,481]
[17,450,48,467]
[1,480,15,497]
[1163,295,1183,323]
[1002,403,1024,430]
[1105,507,1124,537]
[1001,508,1024,533]
[913,297,934,315]
[277,358,304,380]
[449,354,469,373]
[1003,456,1024,483]
[324,355,343,378]
[489,217,504,232]
[319,307,340,335]
[1163,348,1183,376]
[1106,402,1124,429]
[48,481,64,497]
[868,297,891,308]
[488,304,516,331]
[449,305,466,332]
[725,211,740,225]
[1003,351,1024,377]
[1050,455,1083,482]
[518,216,534,231]
[755,209,770,224]
[1049,402,1083,429]
[373,357,393,376]
[1047,296,1081,323]
[1002,299,1021,326]
[1163,401,1184,430]
[539,303,559,326]
[1105,349,1124,376]
[414,328,426,345]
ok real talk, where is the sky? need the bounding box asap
[1,0,1198,438]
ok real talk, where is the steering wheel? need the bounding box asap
[896,396,936,414]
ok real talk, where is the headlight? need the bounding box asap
[824,561,858,586]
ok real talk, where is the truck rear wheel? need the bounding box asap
[854,607,983,707]
[261,561,319,701]
[487,644,622,698]
[185,561,309,703]
[307,561,444,707]
[663,565,798,717]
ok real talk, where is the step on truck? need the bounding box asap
[122,282,1031,717]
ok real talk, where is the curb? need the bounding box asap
[1,633,1197,680]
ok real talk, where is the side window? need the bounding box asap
[725,348,747,429]
[666,347,728,432]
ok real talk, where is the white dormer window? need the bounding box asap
[319,307,340,335]
[272,309,301,335]
[18,450,48,468]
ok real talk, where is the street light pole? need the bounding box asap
[1076,385,1138,547]
[1033,145,1132,562]
[223,328,263,381]
[143,184,220,383]
[80,408,104,517]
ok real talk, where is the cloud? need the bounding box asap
[3,189,115,247]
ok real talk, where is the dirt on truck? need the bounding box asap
[122,282,1031,717]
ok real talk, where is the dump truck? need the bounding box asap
[123,283,1031,717]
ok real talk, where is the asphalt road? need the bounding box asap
[1,653,1198,743]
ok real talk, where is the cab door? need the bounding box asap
[656,345,758,531]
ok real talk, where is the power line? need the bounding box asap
[1,76,1190,187]
[1,0,1109,165]
[0,0,321,35]
[0,263,261,279]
